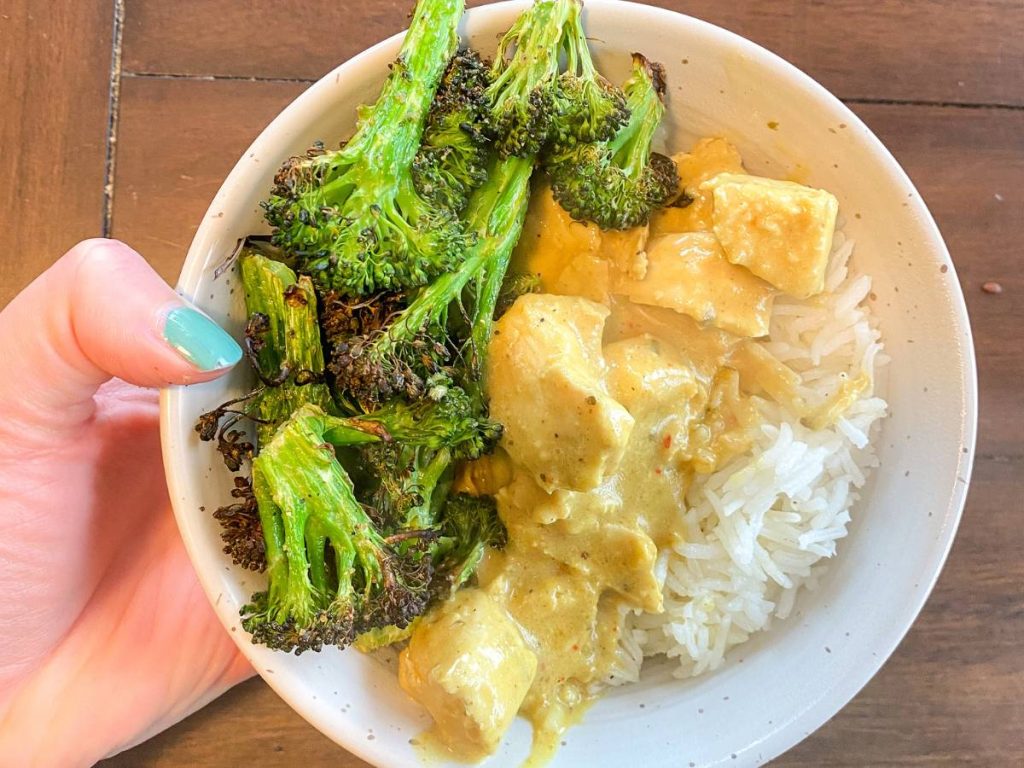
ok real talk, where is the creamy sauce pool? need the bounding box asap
[399,136,847,763]
[474,184,766,756]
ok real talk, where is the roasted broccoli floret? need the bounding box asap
[262,0,468,296]
[549,0,628,149]
[196,252,332,461]
[486,0,627,158]
[324,291,452,408]
[326,381,502,459]
[495,272,541,318]
[239,253,334,439]
[197,252,335,570]
[240,405,436,653]
[362,388,500,529]
[432,493,507,599]
[548,52,679,229]
[238,394,503,653]
[319,381,501,529]
[319,288,426,405]
[329,154,536,406]
[413,49,493,213]
[312,495,502,655]
[360,439,453,532]
[211,475,265,572]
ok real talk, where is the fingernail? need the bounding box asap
[162,306,243,371]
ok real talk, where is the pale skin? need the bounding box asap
[0,239,254,766]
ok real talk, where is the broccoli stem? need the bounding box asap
[239,252,333,442]
[405,447,453,530]
[334,0,463,166]
[251,462,287,601]
[241,253,324,377]
[608,54,666,179]
[464,155,534,375]
[371,154,534,370]
[561,2,599,81]
[490,0,570,104]
[249,404,426,650]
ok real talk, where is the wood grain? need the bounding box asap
[110,76,305,285]
[119,0,1024,106]
[0,0,114,309]
[95,72,1023,765]
[103,678,371,767]
[122,0,414,80]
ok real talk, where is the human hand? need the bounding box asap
[0,239,254,766]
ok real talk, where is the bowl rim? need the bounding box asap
[160,1,978,765]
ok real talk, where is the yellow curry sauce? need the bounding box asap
[398,137,845,763]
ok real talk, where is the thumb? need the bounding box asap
[0,238,242,434]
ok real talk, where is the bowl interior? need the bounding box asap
[161,2,976,766]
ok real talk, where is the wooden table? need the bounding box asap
[4,1,1021,765]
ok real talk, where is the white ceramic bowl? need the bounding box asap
[160,2,977,765]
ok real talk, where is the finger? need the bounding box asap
[0,238,241,435]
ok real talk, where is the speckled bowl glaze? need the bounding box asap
[160,2,977,765]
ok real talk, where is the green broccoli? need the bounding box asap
[241,405,437,653]
[412,49,493,213]
[240,396,502,653]
[432,493,507,600]
[196,252,335,571]
[262,0,468,296]
[495,272,542,318]
[316,380,501,531]
[348,493,507,653]
[359,439,453,532]
[549,0,629,149]
[332,401,504,649]
[548,52,679,229]
[325,381,501,459]
[195,252,332,463]
[329,154,536,407]
[486,0,628,158]
[364,385,500,530]
[238,253,334,440]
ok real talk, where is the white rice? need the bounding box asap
[608,231,888,683]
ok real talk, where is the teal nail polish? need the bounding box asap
[163,306,242,371]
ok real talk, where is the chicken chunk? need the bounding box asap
[706,173,839,298]
[613,232,776,337]
[599,226,650,281]
[488,294,635,492]
[604,298,743,378]
[399,589,537,761]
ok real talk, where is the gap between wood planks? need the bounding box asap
[117,70,1024,111]
[103,0,126,238]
